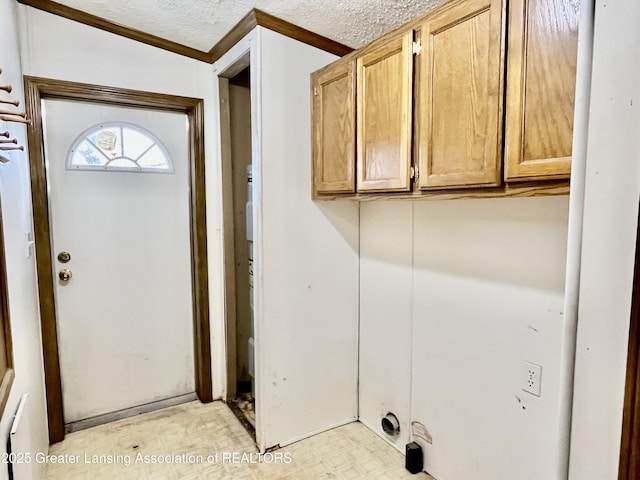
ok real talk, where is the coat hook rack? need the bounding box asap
[0,109,25,118]
[0,116,31,125]
[0,99,19,107]
[0,67,28,163]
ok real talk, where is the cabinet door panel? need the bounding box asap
[417,0,505,189]
[312,60,356,195]
[357,33,413,192]
[505,0,579,181]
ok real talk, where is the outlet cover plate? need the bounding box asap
[522,361,542,397]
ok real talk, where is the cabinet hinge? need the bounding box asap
[313,87,319,96]
[413,40,422,56]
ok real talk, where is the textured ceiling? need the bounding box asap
[51,0,447,51]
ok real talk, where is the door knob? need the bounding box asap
[59,269,73,282]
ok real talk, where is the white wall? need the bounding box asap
[18,6,228,401]
[359,202,413,451]
[0,0,49,478]
[213,28,360,451]
[569,0,640,477]
[360,196,569,480]
[254,28,360,449]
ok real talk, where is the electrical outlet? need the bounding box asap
[522,361,542,397]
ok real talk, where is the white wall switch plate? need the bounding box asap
[25,232,34,259]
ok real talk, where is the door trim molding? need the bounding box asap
[619,207,640,479]
[23,76,212,444]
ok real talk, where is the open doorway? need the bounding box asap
[219,61,256,437]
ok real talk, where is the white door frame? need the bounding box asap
[24,76,213,444]
[213,30,266,450]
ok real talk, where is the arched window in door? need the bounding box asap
[67,122,173,173]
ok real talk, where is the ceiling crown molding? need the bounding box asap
[17,0,211,62]
[16,0,354,64]
[209,8,354,63]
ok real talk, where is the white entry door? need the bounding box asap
[43,99,195,425]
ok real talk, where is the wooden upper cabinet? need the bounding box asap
[312,58,356,195]
[504,0,580,181]
[357,32,413,192]
[415,0,505,190]
[310,0,577,199]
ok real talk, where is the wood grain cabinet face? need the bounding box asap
[312,59,356,195]
[504,0,580,181]
[310,0,577,200]
[416,0,505,190]
[357,33,413,192]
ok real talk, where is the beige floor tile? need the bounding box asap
[44,401,434,480]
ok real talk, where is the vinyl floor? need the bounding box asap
[43,400,434,479]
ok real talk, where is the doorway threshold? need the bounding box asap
[227,393,255,441]
[65,392,197,433]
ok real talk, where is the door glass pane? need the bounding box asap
[68,122,173,173]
